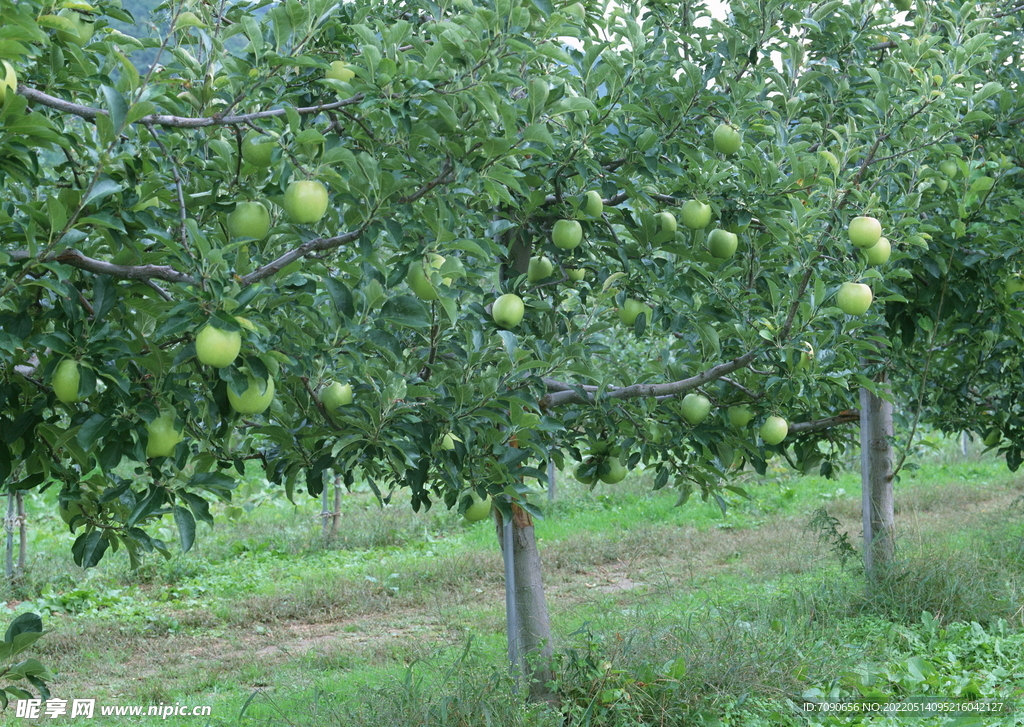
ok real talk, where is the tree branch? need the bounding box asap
[18,85,365,128]
[8,249,196,285]
[789,411,860,434]
[541,191,629,207]
[238,228,365,286]
[395,159,455,204]
[541,350,760,407]
[993,3,1024,18]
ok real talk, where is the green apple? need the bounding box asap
[680,200,713,230]
[146,411,183,458]
[57,6,95,45]
[656,211,677,234]
[728,405,753,428]
[407,255,444,300]
[566,268,586,282]
[583,190,603,217]
[680,393,712,426]
[53,359,82,404]
[707,228,739,259]
[617,299,651,326]
[241,131,275,167]
[319,381,353,410]
[227,374,275,415]
[863,237,891,265]
[760,415,788,445]
[326,61,355,82]
[564,2,586,23]
[836,282,873,316]
[598,457,627,484]
[227,201,271,241]
[893,0,912,11]
[492,293,525,328]
[527,255,554,282]
[982,429,1001,447]
[938,159,958,178]
[195,324,241,368]
[284,180,329,224]
[552,219,583,250]
[463,493,492,522]
[0,61,17,102]
[712,123,742,155]
[848,216,882,249]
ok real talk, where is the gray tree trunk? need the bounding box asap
[331,477,341,537]
[4,491,13,580]
[859,378,895,584]
[496,505,556,703]
[17,492,25,573]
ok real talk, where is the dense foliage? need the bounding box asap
[0,0,1021,566]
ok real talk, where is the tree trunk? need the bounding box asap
[859,379,895,585]
[496,504,556,703]
[331,477,341,537]
[4,491,13,581]
[16,491,25,573]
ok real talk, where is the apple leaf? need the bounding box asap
[173,506,196,553]
[380,296,430,328]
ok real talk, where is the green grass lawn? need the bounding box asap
[3,436,1024,725]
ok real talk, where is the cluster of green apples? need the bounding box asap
[838,215,889,316]
[236,131,330,227]
[484,190,606,330]
[51,355,188,458]
[681,394,789,446]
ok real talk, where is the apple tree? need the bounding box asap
[1,0,1022,702]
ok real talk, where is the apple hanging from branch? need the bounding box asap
[836,282,874,316]
[283,180,329,224]
[492,293,525,328]
[680,200,712,230]
[848,216,882,249]
[712,123,743,155]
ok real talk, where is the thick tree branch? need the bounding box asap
[239,228,365,286]
[18,85,364,128]
[8,249,196,285]
[541,350,759,407]
[789,411,860,434]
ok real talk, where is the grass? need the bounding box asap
[3,435,1024,725]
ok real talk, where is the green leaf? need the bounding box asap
[76,413,110,451]
[100,85,128,132]
[324,277,355,318]
[82,179,123,209]
[4,613,42,643]
[72,530,109,569]
[173,506,196,552]
[380,296,430,328]
[972,81,1002,104]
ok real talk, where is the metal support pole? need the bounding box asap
[547,458,556,503]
